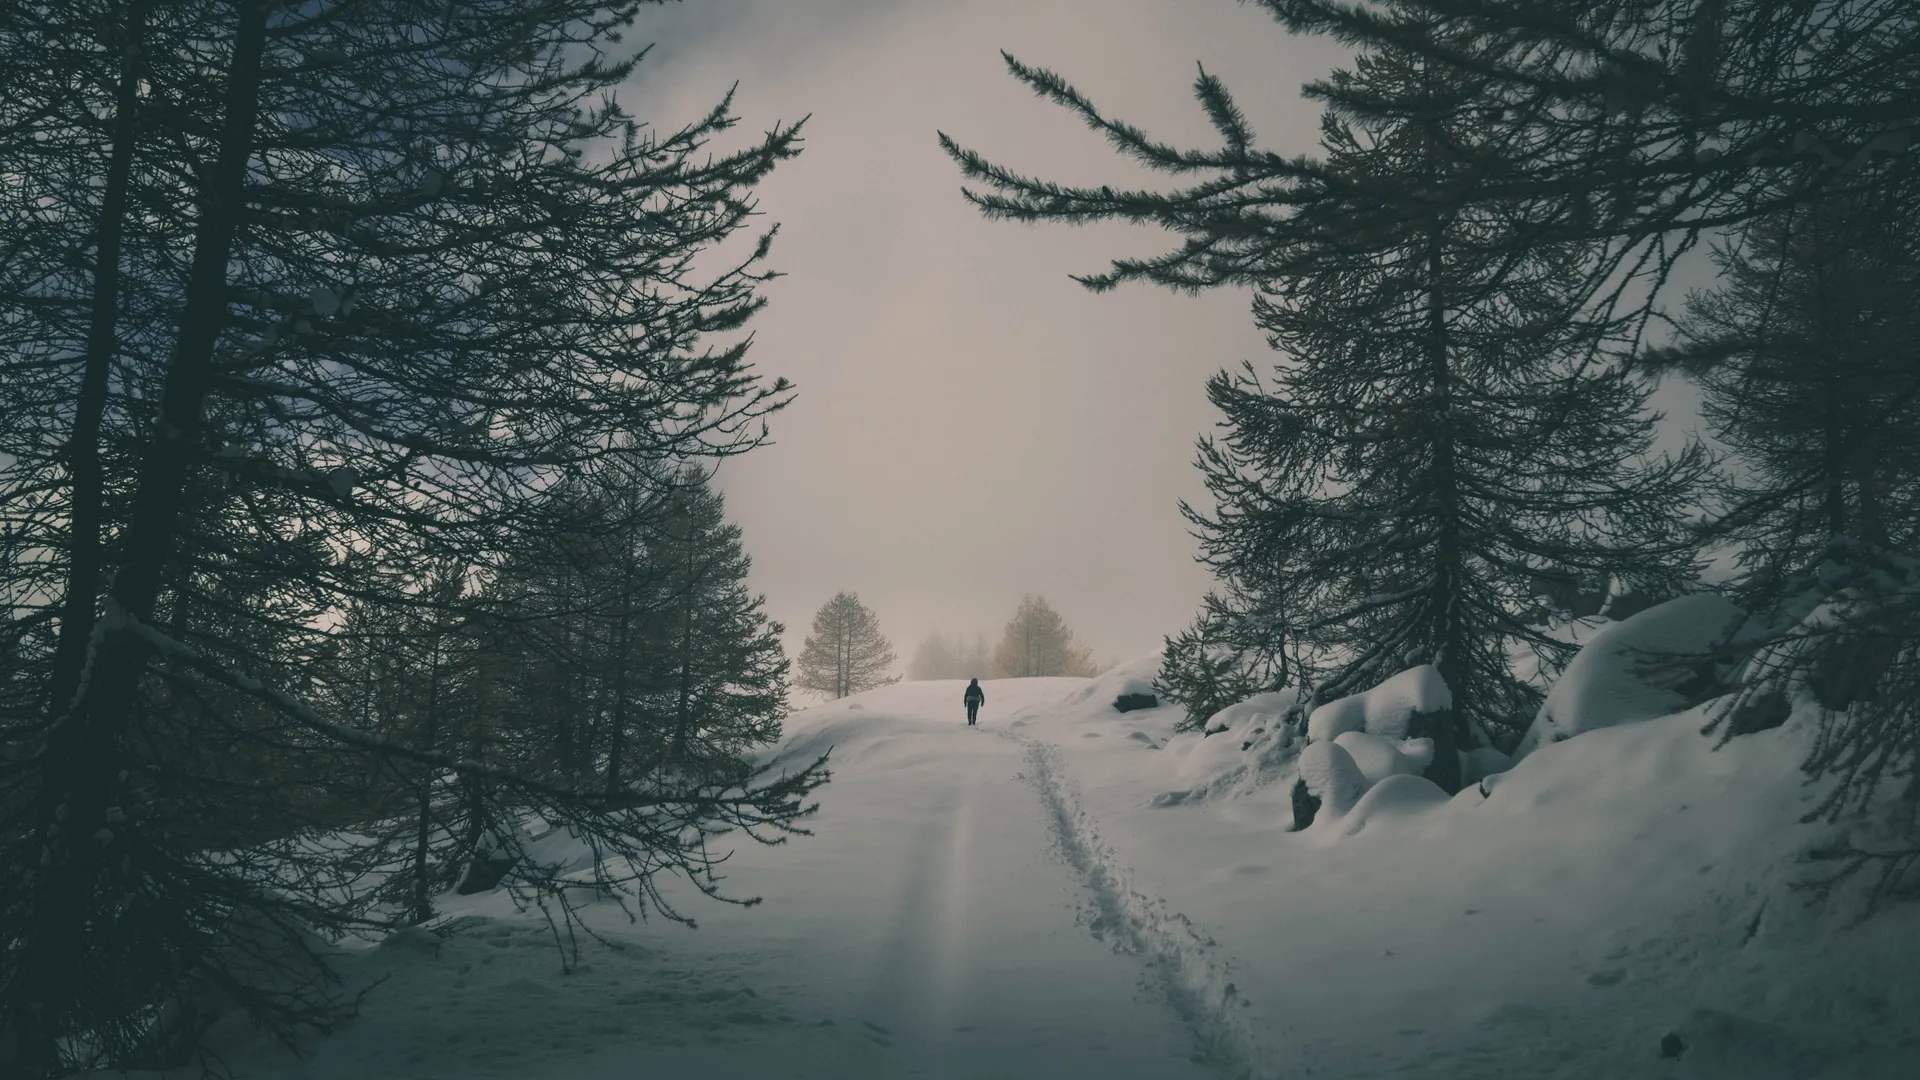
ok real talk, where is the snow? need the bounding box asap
[1331,773,1452,838]
[102,643,1920,1080]
[1331,729,1431,786]
[1306,663,1451,741]
[1459,744,1513,785]
[1295,739,1370,821]
[1513,593,1747,759]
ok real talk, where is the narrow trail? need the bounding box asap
[674,687,1222,1078]
[1003,726,1282,1080]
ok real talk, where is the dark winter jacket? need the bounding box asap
[963,682,984,707]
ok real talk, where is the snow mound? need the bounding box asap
[1458,745,1512,786]
[1331,730,1430,786]
[1514,594,1746,759]
[1295,740,1368,821]
[1306,665,1451,742]
[1334,773,1451,837]
[1063,654,1162,710]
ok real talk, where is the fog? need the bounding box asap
[621,0,1347,670]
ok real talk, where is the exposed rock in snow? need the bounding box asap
[1064,654,1162,712]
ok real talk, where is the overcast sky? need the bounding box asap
[615,0,1354,672]
[0,8,1328,664]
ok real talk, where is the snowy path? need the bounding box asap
[187,679,1229,1080]
[674,679,1226,1078]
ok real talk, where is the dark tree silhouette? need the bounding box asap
[0,2,826,1072]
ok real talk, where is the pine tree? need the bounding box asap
[1674,194,1920,601]
[1671,191,1920,885]
[947,28,1705,787]
[796,592,898,699]
[1156,589,1292,732]
[991,595,1097,678]
[647,474,791,775]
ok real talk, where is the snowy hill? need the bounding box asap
[99,636,1920,1080]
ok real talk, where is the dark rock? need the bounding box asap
[1809,631,1900,710]
[1724,689,1791,737]
[1659,1032,1686,1059]
[1113,692,1159,713]
[456,851,517,895]
[1290,778,1321,831]
[1602,586,1664,620]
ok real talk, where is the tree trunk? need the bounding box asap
[17,4,269,1069]
[667,523,700,766]
[1422,222,1465,795]
[409,634,445,925]
[603,553,636,795]
[44,0,148,718]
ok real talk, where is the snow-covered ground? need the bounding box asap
[106,638,1920,1080]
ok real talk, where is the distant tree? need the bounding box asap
[956,634,992,679]
[907,633,958,681]
[992,595,1097,678]
[907,631,993,680]
[796,592,898,698]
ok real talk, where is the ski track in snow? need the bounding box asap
[862,754,982,1048]
[1004,726,1283,1080]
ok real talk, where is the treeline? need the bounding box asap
[910,594,1098,680]
[946,0,1920,834]
[0,1,823,1074]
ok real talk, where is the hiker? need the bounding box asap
[963,678,984,726]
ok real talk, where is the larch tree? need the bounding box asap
[796,592,898,699]
[991,595,1097,678]
[1668,187,1920,870]
[945,22,1705,787]
[1244,0,1920,863]
[1672,193,1920,604]
[645,472,792,776]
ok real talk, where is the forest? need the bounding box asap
[2,0,1917,1076]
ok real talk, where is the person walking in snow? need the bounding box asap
[963,678,984,726]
